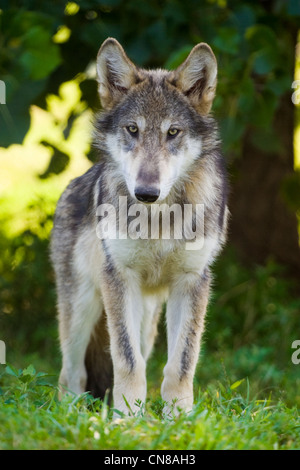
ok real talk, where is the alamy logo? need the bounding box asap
[96,196,205,250]
[292,80,300,105]
[291,340,300,365]
[0,340,6,364]
[0,80,6,104]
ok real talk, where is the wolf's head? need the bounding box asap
[95,38,218,203]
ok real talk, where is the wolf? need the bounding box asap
[50,38,228,416]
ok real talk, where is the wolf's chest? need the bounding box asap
[105,236,217,288]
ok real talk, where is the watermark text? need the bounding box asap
[96,196,205,250]
[0,340,6,364]
[291,340,300,365]
[0,80,5,104]
[292,80,300,105]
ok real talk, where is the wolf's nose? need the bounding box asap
[134,187,160,203]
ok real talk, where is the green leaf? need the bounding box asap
[5,364,19,377]
[18,375,32,384]
[245,25,277,50]
[230,379,245,390]
[36,371,50,378]
[22,365,36,377]
[20,26,61,80]
[252,48,280,75]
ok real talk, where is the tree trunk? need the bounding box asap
[230,94,300,277]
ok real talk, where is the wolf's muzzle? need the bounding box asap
[134,187,160,203]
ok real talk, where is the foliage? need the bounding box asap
[1,0,299,160]
[0,201,57,359]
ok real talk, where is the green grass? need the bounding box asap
[0,364,299,450]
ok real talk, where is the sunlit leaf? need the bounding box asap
[22,365,36,377]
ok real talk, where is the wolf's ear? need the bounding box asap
[96,38,139,109]
[171,43,217,115]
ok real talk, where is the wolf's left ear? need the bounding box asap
[96,38,139,110]
[171,43,217,115]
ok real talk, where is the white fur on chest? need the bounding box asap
[105,236,218,288]
[74,223,219,291]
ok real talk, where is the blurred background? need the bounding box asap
[0,0,299,405]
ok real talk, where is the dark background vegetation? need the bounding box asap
[0,0,300,406]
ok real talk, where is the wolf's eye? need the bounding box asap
[126,125,138,136]
[167,128,179,138]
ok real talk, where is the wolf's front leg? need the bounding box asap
[162,270,211,415]
[101,261,146,416]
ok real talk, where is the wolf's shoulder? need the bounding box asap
[53,163,103,231]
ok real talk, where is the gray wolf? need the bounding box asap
[50,38,228,416]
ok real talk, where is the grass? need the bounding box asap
[0,364,299,450]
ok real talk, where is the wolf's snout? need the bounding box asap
[134,186,160,203]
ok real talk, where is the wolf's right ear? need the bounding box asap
[96,38,139,110]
